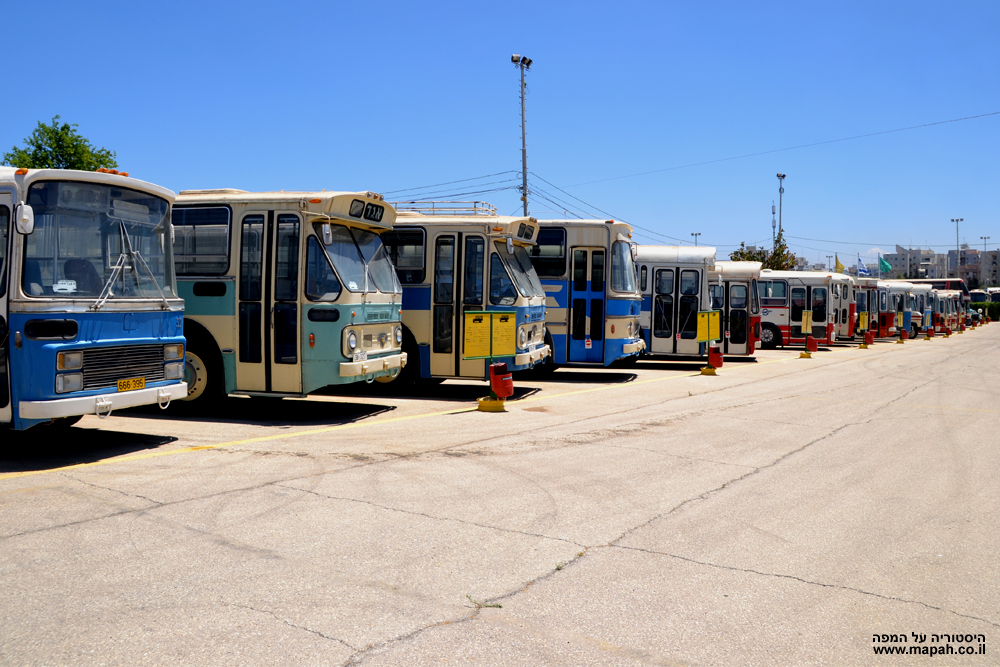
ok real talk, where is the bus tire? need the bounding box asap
[45,415,83,429]
[533,331,558,374]
[182,349,210,402]
[760,324,781,349]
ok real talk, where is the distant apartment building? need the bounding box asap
[983,250,999,286]
[883,245,948,279]
[948,245,983,285]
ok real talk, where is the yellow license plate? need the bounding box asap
[117,377,145,392]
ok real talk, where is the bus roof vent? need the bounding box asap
[178,188,250,195]
[390,200,498,216]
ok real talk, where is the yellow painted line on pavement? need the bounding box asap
[0,352,820,484]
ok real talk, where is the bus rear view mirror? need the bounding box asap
[506,237,514,254]
[322,224,334,245]
[15,204,34,234]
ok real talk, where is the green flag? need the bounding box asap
[879,256,892,273]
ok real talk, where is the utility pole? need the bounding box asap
[691,232,701,246]
[952,218,963,278]
[511,54,533,217]
[776,174,786,236]
[982,236,991,253]
[826,255,833,271]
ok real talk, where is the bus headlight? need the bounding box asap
[55,373,84,393]
[164,362,184,380]
[57,350,83,370]
[164,344,184,361]
[395,326,402,345]
[347,331,358,351]
[518,327,527,348]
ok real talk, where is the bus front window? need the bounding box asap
[495,241,545,298]
[23,181,173,300]
[610,241,637,293]
[352,228,402,294]
[489,254,517,305]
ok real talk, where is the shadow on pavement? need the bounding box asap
[519,370,639,384]
[0,427,177,474]
[121,396,397,427]
[331,381,541,402]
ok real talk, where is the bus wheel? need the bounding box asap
[181,350,210,402]
[760,324,780,349]
[374,368,401,384]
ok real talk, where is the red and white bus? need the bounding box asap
[708,261,761,355]
[757,270,854,348]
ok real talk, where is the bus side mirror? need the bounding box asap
[630,243,638,260]
[15,204,34,234]
[322,224,334,245]
[506,237,514,254]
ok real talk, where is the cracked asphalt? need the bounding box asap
[1,326,998,666]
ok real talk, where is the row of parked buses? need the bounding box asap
[0,171,982,431]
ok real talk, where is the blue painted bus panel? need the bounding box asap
[540,279,569,308]
[8,310,184,430]
[401,285,431,311]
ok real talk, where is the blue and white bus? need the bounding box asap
[171,189,406,402]
[1,167,187,431]
[381,202,550,382]
[529,219,643,366]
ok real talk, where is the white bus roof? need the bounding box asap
[2,166,175,201]
[759,269,853,283]
[635,245,716,267]
[176,189,396,229]
[710,260,762,280]
[394,212,539,246]
[886,281,915,291]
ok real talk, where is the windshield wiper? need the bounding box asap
[93,220,169,310]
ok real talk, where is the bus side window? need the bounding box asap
[750,278,760,314]
[239,215,265,364]
[172,206,231,275]
[812,288,826,322]
[305,237,341,301]
[790,287,806,321]
[591,251,605,293]
[572,250,587,291]
[678,270,699,338]
[710,284,724,310]
[433,236,455,353]
[382,229,426,284]
[653,269,673,339]
[640,265,647,292]
[463,236,485,306]
[0,205,7,297]
[529,228,566,277]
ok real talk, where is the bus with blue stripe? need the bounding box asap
[171,189,406,402]
[1,167,187,431]
[528,220,643,366]
[381,201,550,382]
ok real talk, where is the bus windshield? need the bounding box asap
[23,181,174,300]
[316,223,401,294]
[495,241,545,298]
[610,241,637,293]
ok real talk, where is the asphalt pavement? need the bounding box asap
[1,325,997,666]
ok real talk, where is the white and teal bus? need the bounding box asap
[382,202,550,381]
[172,189,406,402]
[529,219,644,366]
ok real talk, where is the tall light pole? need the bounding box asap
[826,255,833,271]
[952,218,963,277]
[691,232,701,246]
[511,54,533,217]
[982,235,991,253]
[776,174,786,238]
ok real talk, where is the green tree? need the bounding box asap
[2,116,117,170]
[729,228,797,270]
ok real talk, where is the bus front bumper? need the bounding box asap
[515,344,551,367]
[339,352,407,378]
[623,339,646,355]
[19,383,188,420]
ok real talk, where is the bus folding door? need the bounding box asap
[648,266,701,355]
[236,211,301,394]
[568,247,605,363]
[430,232,488,378]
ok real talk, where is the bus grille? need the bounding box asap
[82,345,165,390]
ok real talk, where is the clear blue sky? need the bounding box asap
[5,1,998,264]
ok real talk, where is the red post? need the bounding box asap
[489,362,514,399]
[806,335,818,352]
[708,345,723,369]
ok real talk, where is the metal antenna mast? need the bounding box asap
[952,218,963,277]
[512,54,533,217]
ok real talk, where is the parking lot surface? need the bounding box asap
[2,327,998,666]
